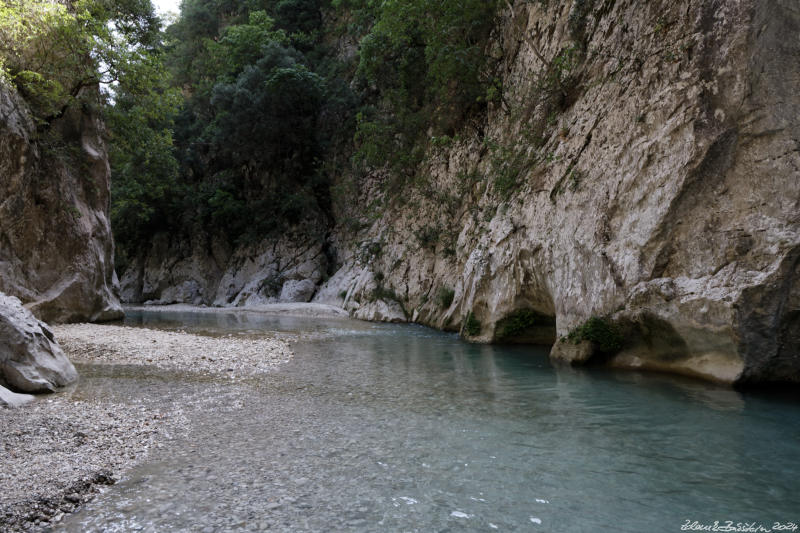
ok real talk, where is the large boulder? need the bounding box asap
[0,293,77,393]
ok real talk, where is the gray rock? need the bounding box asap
[0,384,34,407]
[0,292,77,393]
[353,299,407,324]
[160,280,204,305]
[118,227,329,309]
[316,266,408,323]
[550,340,594,366]
[279,279,317,303]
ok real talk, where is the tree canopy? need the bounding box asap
[0,0,163,123]
[2,0,504,264]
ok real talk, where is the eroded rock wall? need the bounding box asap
[315,0,800,385]
[0,83,122,323]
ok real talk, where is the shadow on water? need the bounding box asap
[57,308,800,532]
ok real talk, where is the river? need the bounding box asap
[57,308,800,532]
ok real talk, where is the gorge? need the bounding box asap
[115,0,799,386]
[1,0,799,530]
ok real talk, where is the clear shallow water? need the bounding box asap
[59,308,800,532]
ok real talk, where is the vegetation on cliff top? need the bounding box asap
[0,0,179,272]
[341,0,502,178]
[110,0,506,265]
[0,0,163,123]
[2,0,506,267]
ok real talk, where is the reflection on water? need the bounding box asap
[59,308,800,532]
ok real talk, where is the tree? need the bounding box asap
[348,0,501,175]
[107,54,182,269]
[0,0,163,124]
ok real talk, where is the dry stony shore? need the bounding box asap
[52,323,294,376]
[0,324,293,532]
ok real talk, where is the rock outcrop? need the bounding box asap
[314,0,799,385]
[0,292,77,393]
[0,82,122,323]
[120,226,330,307]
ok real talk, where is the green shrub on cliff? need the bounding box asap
[437,287,455,309]
[464,312,481,337]
[566,316,623,354]
[496,309,542,340]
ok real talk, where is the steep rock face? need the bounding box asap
[0,292,77,393]
[316,0,799,385]
[116,0,798,385]
[0,83,122,323]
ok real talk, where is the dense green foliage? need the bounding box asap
[566,316,624,354]
[105,0,504,255]
[0,0,162,123]
[154,0,356,244]
[340,0,502,177]
[3,0,506,263]
[107,59,182,270]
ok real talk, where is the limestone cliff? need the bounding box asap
[122,0,799,385]
[315,0,799,385]
[0,82,122,323]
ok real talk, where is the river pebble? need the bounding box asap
[0,395,188,532]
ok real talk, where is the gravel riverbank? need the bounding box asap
[0,394,186,531]
[52,323,294,376]
[1,323,293,532]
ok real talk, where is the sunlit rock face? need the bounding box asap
[315,0,800,385]
[0,83,122,323]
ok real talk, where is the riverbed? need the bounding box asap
[31,308,800,530]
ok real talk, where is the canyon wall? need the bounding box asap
[0,83,122,323]
[318,0,800,385]
[123,0,799,385]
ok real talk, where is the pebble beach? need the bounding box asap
[0,323,293,532]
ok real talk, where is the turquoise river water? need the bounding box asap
[57,308,799,532]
